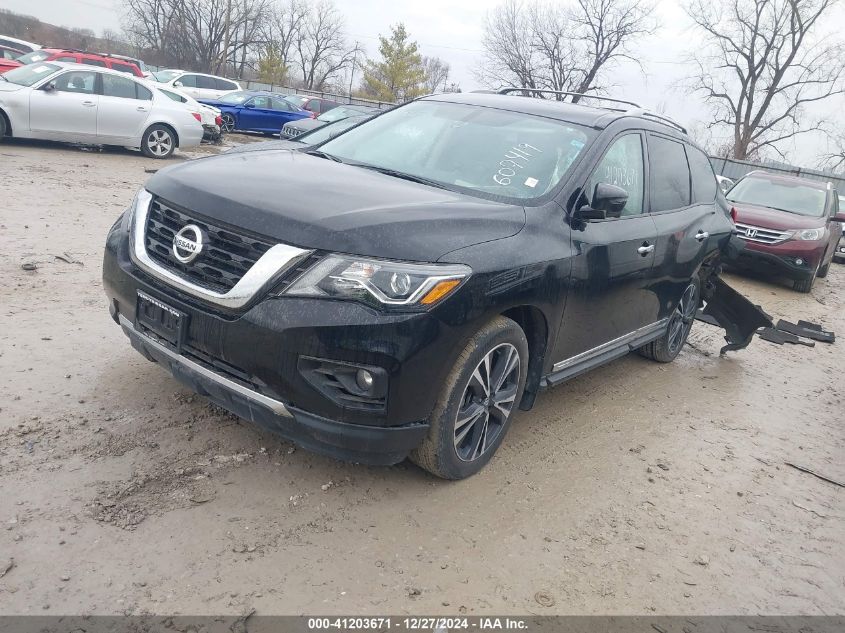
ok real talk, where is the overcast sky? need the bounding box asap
[3,0,843,165]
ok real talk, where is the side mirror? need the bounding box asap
[244,102,254,108]
[42,82,56,92]
[576,183,629,221]
[173,81,183,88]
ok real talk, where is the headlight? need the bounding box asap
[282,255,471,309]
[793,228,823,241]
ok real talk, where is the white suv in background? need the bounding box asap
[151,69,240,101]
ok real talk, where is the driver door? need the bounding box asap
[552,132,661,363]
[29,70,99,141]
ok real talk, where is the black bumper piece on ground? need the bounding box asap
[117,314,429,465]
[699,276,774,355]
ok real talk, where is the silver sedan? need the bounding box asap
[0,62,203,158]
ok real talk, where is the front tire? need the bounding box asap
[817,257,831,279]
[221,113,235,133]
[410,316,528,480]
[141,124,176,159]
[639,277,700,363]
[793,275,815,293]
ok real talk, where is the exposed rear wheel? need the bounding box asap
[410,316,528,480]
[141,124,176,159]
[221,113,235,133]
[639,278,700,363]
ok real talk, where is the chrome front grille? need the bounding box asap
[281,126,303,139]
[734,222,792,245]
[145,197,275,292]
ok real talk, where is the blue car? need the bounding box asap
[199,90,313,135]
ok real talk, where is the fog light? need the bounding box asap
[795,258,804,266]
[356,369,374,391]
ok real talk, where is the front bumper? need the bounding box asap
[116,311,427,464]
[102,220,477,463]
[727,238,823,280]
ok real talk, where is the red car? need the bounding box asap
[725,171,845,292]
[0,48,143,76]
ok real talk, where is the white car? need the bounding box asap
[0,35,40,53]
[150,69,240,101]
[157,86,222,141]
[0,62,203,158]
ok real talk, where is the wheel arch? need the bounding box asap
[144,121,180,148]
[0,106,12,136]
[500,305,548,411]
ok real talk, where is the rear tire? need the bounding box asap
[639,277,700,363]
[0,113,7,141]
[141,124,176,159]
[410,316,528,480]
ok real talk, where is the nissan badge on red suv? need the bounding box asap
[103,90,747,479]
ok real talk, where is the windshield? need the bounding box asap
[219,91,253,105]
[300,115,372,144]
[152,70,181,83]
[3,63,60,86]
[16,50,50,64]
[317,106,363,123]
[727,176,827,217]
[319,100,595,201]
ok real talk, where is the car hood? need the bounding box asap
[0,80,23,92]
[145,151,526,262]
[731,202,827,230]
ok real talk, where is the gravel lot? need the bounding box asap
[1,138,843,616]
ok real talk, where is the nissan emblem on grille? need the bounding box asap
[173,224,204,263]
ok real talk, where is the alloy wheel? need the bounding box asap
[146,129,173,157]
[221,114,235,132]
[454,343,520,462]
[668,282,698,353]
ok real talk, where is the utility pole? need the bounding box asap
[222,0,232,74]
[347,40,361,100]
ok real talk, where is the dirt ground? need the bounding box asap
[1,137,843,617]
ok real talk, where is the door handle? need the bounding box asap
[82,101,96,107]
[695,231,710,241]
[637,243,655,256]
[136,106,148,112]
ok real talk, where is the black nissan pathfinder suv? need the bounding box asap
[103,90,736,479]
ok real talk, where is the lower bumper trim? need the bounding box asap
[117,314,429,465]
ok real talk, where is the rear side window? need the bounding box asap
[216,78,238,91]
[54,56,78,63]
[136,84,152,100]
[101,73,137,99]
[649,135,691,212]
[687,145,717,203]
[178,74,197,88]
[81,58,107,68]
[110,62,136,75]
[197,75,218,90]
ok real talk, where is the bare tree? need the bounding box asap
[819,132,845,173]
[294,0,353,90]
[477,0,655,100]
[687,0,845,160]
[261,0,308,66]
[422,56,450,93]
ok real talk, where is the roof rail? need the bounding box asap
[496,87,688,134]
[497,88,641,109]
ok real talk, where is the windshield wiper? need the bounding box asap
[304,149,343,163]
[351,164,450,190]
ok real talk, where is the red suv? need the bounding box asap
[725,171,845,292]
[0,48,143,76]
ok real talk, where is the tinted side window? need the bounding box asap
[81,58,107,68]
[136,83,152,100]
[687,145,717,204]
[649,136,691,212]
[101,73,138,99]
[216,78,238,90]
[178,74,197,88]
[588,134,645,216]
[111,62,135,75]
[54,71,97,95]
[196,75,218,90]
[54,56,78,62]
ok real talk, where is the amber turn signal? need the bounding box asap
[420,279,462,305]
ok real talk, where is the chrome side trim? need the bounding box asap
[552,318,669,373]
[129,188,313,309]
[119,314,292,417]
